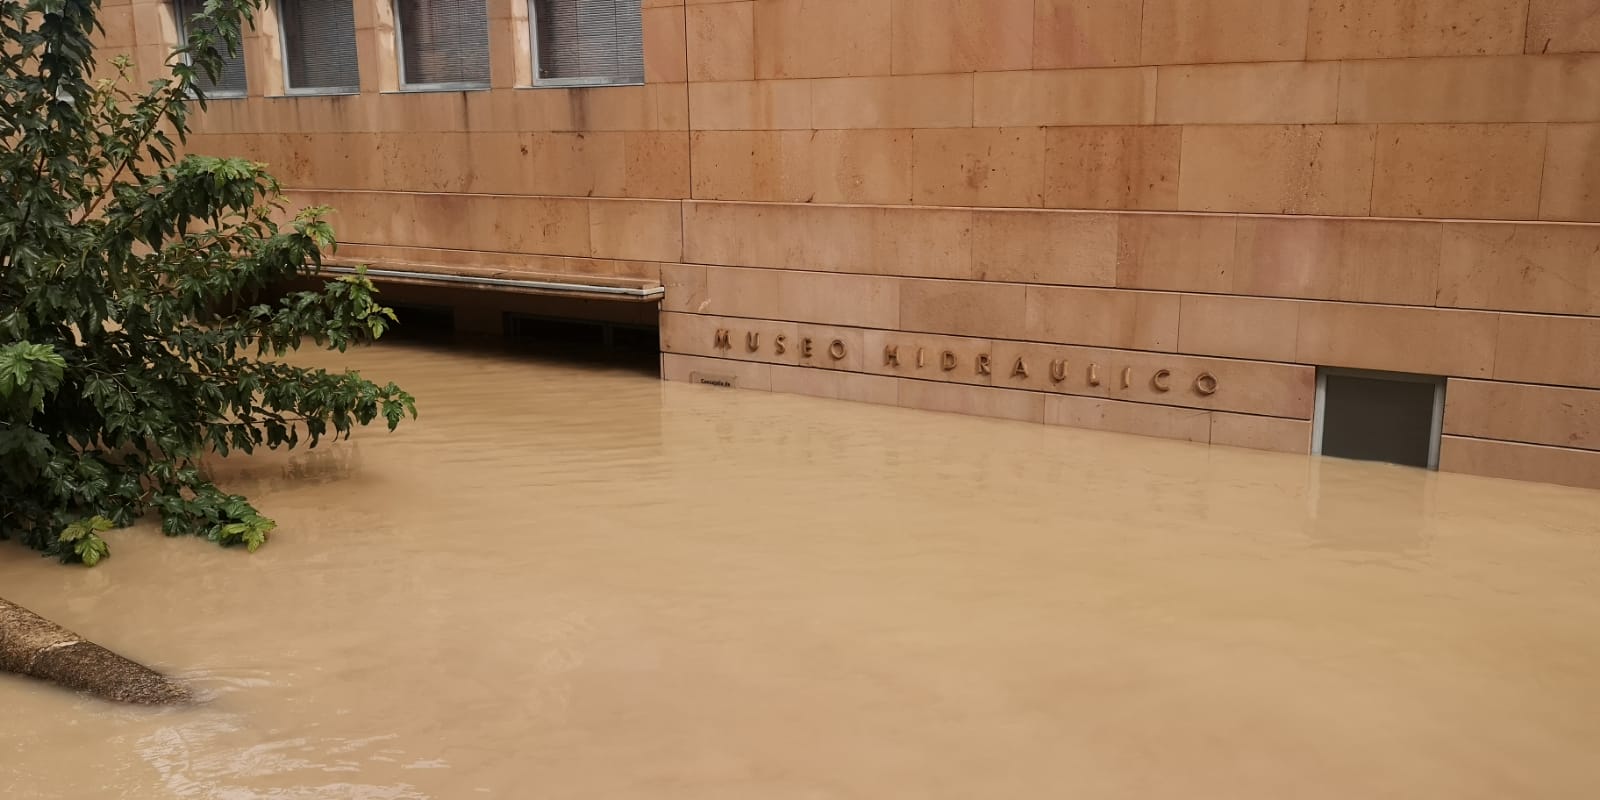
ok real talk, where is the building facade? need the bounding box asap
[102,0,1600,487]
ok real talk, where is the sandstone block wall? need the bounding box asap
[105,0,1600,487]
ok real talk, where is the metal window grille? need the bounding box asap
[394,0,491,88]
[279,0,360,93]
[531,0,644,86]
[175,0,249,97]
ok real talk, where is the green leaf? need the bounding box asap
[74,534,110,567]
[0,0,412,565]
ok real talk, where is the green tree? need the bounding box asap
[1,0,415,564]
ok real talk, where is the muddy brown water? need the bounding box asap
[4,341,1600,799]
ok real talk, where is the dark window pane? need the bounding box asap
[282,0,360,91]
[177,0,249,96]
[533,0,643,83]
[1321,373,1440,468]
[396,0,490,86]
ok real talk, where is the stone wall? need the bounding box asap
[106,0,1600,487]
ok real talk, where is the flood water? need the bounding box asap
[5,340,1600,798]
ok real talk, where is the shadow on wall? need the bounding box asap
[267,276,662,375]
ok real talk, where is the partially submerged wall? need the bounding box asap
[105,0,1600,487]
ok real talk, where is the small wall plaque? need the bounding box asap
[690,372,737,388]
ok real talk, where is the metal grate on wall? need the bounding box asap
[532,0,644,85]
[280,0,361,92]
[395,0,491,87]
[175,0,249,96]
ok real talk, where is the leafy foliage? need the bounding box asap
[1,0,415,563]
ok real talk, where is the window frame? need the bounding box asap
[1312,366,1447,470]
[276,0,362,96]
[391,0,493,93]
[173,0,249,99]
[526,0,645,89]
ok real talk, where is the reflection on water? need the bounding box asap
[204,444,366,494]
[4,341,1600,799]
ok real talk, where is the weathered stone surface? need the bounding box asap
[0,598,191,705]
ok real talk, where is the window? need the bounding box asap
[394,0,491,89]
[176,0,248,97]
[530,0,643,86]
[1314,368,1446,469]
[279,0,360,93]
